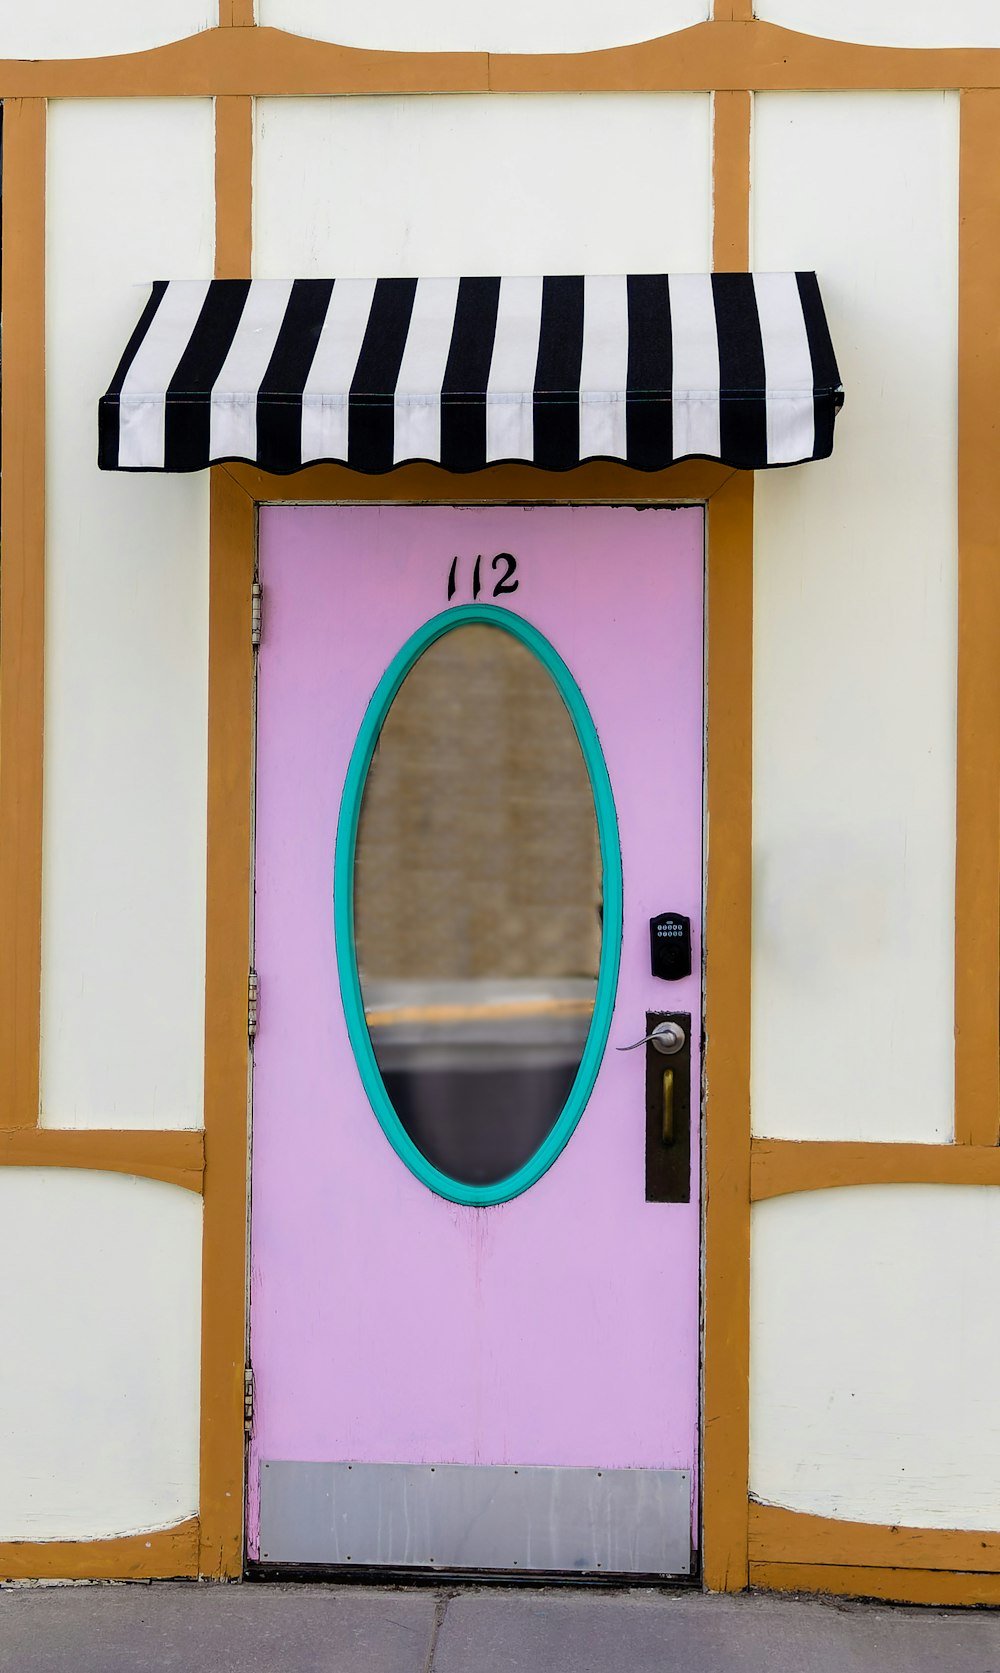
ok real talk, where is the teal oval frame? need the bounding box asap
[334,604,623,1207]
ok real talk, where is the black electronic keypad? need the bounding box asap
[649,912,691,981]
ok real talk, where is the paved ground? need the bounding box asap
[2,1582,1000,1673]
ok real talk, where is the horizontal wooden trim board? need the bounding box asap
[750,1561,1000,1608]
[2,21,1000,98]
[0,1518,200,1582]
[750,1502,1000,1574]
[751,1139,1000,1201]
[0,1128,205,1193]
[226,460,733,506]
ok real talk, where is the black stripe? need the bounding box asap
[625,275,672,470]
[440,277,500,472]
[349,278,418,472]
[163,281,251,471]
[796,271,842,461]
[533,276,585,470]
[713,273,767,470]
[98,280,168,470]
[256,279,335,473]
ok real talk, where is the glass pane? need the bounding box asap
[354,623,602,1187]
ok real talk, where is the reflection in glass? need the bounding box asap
[354,623,602,1186]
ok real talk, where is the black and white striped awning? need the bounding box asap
[99,274,842,476]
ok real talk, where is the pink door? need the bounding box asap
[249,504,704,1577]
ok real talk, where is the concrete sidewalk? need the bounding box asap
[2,1583,1000,1673]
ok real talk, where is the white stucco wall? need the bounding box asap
[750,91,958,1144]
[751,1187,1000,1528]
[42,100,214,1129]
[254,94,712,278]
[0,1170,201,1539]
[757,0,1000,50]
[258,0,707,52]
[0,1,216,60]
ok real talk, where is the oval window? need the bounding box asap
[335,607,622,1207]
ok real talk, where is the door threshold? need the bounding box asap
[246,1562,702,1591]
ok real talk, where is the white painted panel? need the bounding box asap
[258,0,707,53]
[43,102,214,1129]
[0,1171,201,1539]
[0,0,216,59]
[751,1187,1000,1528]
[757,0,1000,50]
[254,95,712,278]
[751,93,958,1142]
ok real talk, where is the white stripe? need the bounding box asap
[486,275,544,463]
[208,280,292,462]
[300,278,378,464]
[578,274,629,462]
[753,271,816,464]
[118,281,211,469]
[668,273,721,460]
[392,277,461,464]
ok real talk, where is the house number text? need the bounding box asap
[447,553,519,602]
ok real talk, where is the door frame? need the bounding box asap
[202,457,753,1585]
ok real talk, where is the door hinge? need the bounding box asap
[248,968,259,1040]
[251,579,262,650]
[244,1366,254,1435]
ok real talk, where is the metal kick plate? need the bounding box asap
[259,1460,692,1575]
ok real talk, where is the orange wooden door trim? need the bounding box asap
[197,471,256,1581]
[701,473,754,1593]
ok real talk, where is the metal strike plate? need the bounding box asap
[644,1011,692,1204]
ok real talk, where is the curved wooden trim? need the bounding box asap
[0,1518,199,1582]
[0,100,46,1131]
[751,1138,1000,1200]
[956,92,1000,1146]
[702,472,755,1593]
[226,459,733,505]
[750,1501,1000,1574]
[2,21,1000,99]
[750,1560,1000,1607]
[0,1128,205,1193]
[0,29,488,98]
[493,22,1000,94]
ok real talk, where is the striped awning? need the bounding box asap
[98,274,843,476]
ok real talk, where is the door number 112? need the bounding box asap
[447,553,519,602]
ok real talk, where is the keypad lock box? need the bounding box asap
[650,912,692,981]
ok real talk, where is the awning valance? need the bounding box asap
[98,274,843,476]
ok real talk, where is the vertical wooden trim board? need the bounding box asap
[0,99,46,1132]
[701,474,754,1593]
[199,468,255,1579]
[198,94,257,1576]
[701,82,753,1593]
[712,91,752,272]
[955,91,1000,1147]
[215,96,253,279]
[219,0,257,27]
